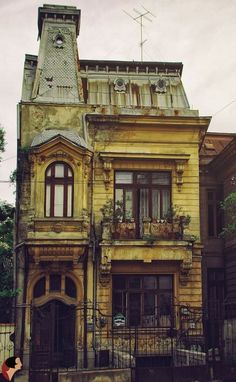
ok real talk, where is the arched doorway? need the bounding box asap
[31,300,76,369]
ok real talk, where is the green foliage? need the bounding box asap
[0,200,15,322]
[220,192,236,236]
[165,204,191,226]
[0,125,6,161]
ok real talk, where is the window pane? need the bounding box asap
[68,168,72,177]
[139,188,149,218]
[46,185,51,217]
[128,277,141,289]
[152,172,170,185]
[137,173,149,184]
[65,277,76,298]
[50,275,61,291]
[115,172,133,184]
[162,190,170,217]
[143,276,157,289]
[159,292,172,327]
[33,277,46,298]
[55,164,64,178]
[54,185,64,217]
[113,292,126,316]
[46,168,51,177]
[125,190,133,220]
[159,276,172,290]
[129,293,141,326]
[67,184,72,217]
[152,189,161,219]
[113,276,126,290]
[144,293,155,315]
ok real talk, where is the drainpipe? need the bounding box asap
[83,249,88,368]
[83,114,97,363]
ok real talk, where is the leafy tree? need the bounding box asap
[0,124,5,161]
[221,192,236,235]
[0,201,15,322]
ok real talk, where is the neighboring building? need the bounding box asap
[200,134,236,358]
[15,4,235,382]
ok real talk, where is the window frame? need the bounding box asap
[114,171,171,236]
[45,162,74,218]
[112,274,174,328]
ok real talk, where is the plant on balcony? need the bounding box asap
[100,199,113,222]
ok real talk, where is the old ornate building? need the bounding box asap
[15,4,236,382]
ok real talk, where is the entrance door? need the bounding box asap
[31,300,76,369]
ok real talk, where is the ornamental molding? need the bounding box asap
[100,247,112,285]
[28,246,85,265]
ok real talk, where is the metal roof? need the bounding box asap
[31,130,88,149]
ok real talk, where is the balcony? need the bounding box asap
[102,218,186,241]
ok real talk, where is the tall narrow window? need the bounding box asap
[207,189,222,237]
[45,163,73,217]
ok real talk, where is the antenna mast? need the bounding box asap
[123,6,156,61]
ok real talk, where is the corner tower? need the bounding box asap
[31,4,82,103]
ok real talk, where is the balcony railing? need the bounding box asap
[102,218,185,241]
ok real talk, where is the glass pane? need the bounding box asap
[46,185,51,217]
[128,277,141,289]
[159,292,172,327]
[33,277,46,298]
[67,185,72,217]
[139,188,149,218]
[68,168,72,177]
[65,277,76,298]
[54,185,64,217]
[55,164,64,178]
[159,276,172,289]
[160,293,172,315]
[152,189,160,219]
[129,293,141,326]
[162,190,170,217]
[113,276,126,290]
[143,276,157,289]
[137,173,149,184]
[152,172,170,185]
[115,172,133,184]
[125,190,133,220]
[46,167,51,177]
[144,293,155,315]
[113,292,125,315]
[50,275,61,291]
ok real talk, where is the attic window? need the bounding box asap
[54,34,65,48]
[114,78,127,92]
[204,142,215,150]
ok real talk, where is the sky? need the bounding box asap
[0,0,236,204]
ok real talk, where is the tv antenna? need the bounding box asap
[123,5,156,62]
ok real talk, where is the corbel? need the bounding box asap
[179,258,192,285]
[83,155,91,179]
[100,247,112,285]
[175,160,187,191]
[102,159,113,190]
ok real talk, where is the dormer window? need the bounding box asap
[45,162,73,217]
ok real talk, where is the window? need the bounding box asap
[33,277,46,298]
[33,275,77,299]
[115,171,171,236]
[113,275,173,327]
[45,162,73,217]
[207,190,222,237]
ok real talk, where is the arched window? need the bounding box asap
[45,162,73,217]
[33,277,46,298]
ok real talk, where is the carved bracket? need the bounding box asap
[175,160,187,191]
[100,247,111,285]
[102,159,113,190]
[179,258,192,285]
